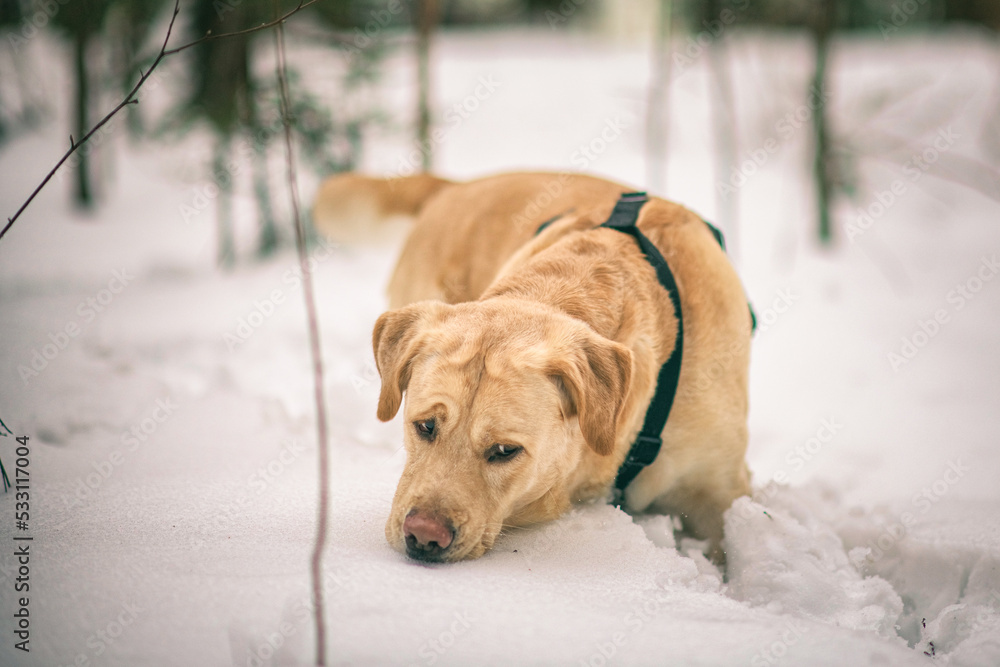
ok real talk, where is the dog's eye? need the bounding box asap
[487,444,522,463]
[414,419,436,441]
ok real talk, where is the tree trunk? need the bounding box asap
[11,44,44,128]
[696,0,741,261]
[982,41,1000,165]
[214,139,236,268]
[811,0,836,245]
[709,37,739,263]
[645,0,673,195]
[121,19,145,138]
[415,0,439,172]
[253,142,279,259]
[73,30,93,209]
[0,69,6,143]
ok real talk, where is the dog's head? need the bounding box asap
[373,299,632,562]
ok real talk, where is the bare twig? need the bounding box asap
[274,14,330,667]
[1,0,322,243]
[162,0,322,58]
[1,0,179,241]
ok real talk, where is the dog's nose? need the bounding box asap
[403,509,454,560]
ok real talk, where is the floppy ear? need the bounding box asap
[371,302,448,421]
[551,331,633,456]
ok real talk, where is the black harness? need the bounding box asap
[536,192,753,505]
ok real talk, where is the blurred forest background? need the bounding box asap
[1,0,997,263]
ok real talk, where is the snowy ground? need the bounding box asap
[2,24,1000,667]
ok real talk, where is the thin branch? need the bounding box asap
[274,13,330,667]
[284,20,367,48]
[1,0,321,243]
[1,0,181,241]
[162,0,321,58]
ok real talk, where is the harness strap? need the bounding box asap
[596,193,683,499]
[534,209,574,236]
[703,219,757,331]
[532,192,752,504]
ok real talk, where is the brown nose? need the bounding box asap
[403,509,454,560]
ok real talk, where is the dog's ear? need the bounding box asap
[372,301,448,421]
[550,331,633,456]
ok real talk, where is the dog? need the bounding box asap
[314,171,754,564]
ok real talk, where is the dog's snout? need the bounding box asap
[403,509,455,561]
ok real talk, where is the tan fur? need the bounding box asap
[312,172,452,245]
[321,172,753,563]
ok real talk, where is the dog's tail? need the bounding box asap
[311,172,453,245]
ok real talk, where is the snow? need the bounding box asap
[2,24,1000,667]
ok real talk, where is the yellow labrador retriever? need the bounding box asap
[314,172,753,563]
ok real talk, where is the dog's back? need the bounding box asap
[388,172,631,307]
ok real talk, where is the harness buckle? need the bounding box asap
[625,434,662,466]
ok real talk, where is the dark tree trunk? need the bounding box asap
[811,0,837,245]
[214,138,235,268]
[709,35,739,261]
[253,143,279,259]
[73,30,93,209]
[696,0,740,259]
[645,0,673,194]
[416,0,439,172]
